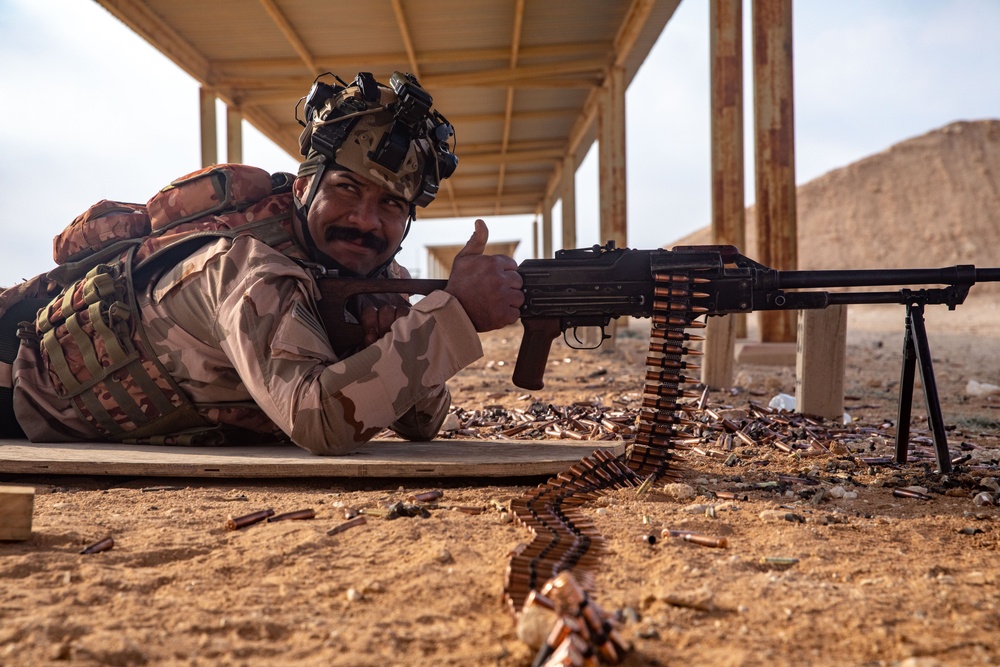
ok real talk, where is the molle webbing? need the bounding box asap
[36,254,205,440]
[0,297,50,437]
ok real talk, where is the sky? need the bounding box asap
[1,0,998,285]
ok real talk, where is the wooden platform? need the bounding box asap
[0,439,624,479]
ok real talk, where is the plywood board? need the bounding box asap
[0,439,626,479]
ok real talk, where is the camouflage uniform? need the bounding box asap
[12,71,473,454]
[12,208,483,455]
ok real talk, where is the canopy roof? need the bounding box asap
[95,0,680,220]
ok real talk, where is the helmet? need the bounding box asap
[292,72,457,277]
[296,71,457,208]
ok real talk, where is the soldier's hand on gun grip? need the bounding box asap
[445,219,524,332]
[359,303,409,347]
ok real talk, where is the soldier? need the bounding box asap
[7,72,524,454]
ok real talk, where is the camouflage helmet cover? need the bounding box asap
[297,72,456,207]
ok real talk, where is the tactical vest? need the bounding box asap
[10,164,305,444]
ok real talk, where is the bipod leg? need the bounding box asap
[894,305,918,465]
[907,303,952,473]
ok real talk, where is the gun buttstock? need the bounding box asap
[512,318,562,390]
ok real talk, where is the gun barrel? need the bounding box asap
[976,268,1000,282]
[774,266,982,290]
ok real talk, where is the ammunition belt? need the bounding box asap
[504,272,707,666]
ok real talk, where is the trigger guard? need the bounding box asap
[563,328,601,350]
[563,329,585,350]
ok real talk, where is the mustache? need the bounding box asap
[323,225,389,253]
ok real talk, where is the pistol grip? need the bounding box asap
[512,318,562,390]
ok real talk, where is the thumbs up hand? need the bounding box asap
[444,220,524,332]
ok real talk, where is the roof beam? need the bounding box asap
[462,139,565,155]
[209,42,613,75]
[496,0,526,214]
[212,58,606,92]
[96,0,209,82]
[458,148,563,166]
[542,0,657,207]
[439,191,542,207]
[390,0,421,78]
[447,107,579,125]
[234,79,597,105]
[389,2,456,213]
[258,0,320,75]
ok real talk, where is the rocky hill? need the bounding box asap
[675,120,1000,289]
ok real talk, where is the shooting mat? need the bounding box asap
[0,439,625,478]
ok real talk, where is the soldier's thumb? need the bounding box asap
[455,219,489,259]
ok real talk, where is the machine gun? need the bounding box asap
[317,242,1000,473]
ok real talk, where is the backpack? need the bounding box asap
[8,164,300,443]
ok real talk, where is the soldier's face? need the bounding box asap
[293,170,409,275]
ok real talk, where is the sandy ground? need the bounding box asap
[1,294,999,667]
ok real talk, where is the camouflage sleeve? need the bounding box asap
[390,384,452,440]
[161,237,481,454]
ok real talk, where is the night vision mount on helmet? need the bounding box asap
[296,71,457,208]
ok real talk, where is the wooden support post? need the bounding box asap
[795,306,848,420]
[704,0,746,387]
[199,86,218,168]
[0,486,34,541]
[226,105,243,164]
[702,316,737,389]
[560,154,577,250]
[752,0,797,342]
[541,199,554,259]
[598,66,627,345]
[598,66,627,247]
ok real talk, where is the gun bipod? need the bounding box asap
[894,301,952,473]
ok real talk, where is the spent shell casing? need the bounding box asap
[326,515,368,536]
[663,528,695,538]
[410,490,444,503]
[761,556,799,565]
[267,508,316,522]
[447,505,485,514]
[662,529,728,548]
[893,488,932,501]
[682,533,728,548]
[80,536,114,554]
[635,533,658,545]
[226,508,275,530]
